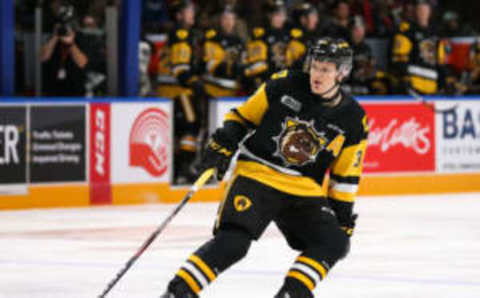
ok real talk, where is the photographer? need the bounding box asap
[40,5,95,96]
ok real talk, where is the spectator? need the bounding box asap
[324,0,351,41]
[139,39,153,96]
[372,0,395,37]
[79,14,107,97]
[142,0,171,32]
[40,5,94,96]
[439,11,476,38]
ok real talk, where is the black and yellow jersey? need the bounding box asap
[244,26,290,86]
[157,26,197,98]
[203,29,245,97]
[285,26,315,70]
[224,70,368,205]
[391,21,447,94]
[343,41,392,95]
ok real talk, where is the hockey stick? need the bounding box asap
[407,88,459,114]
[98,168,216,298]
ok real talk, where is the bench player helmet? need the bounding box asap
[304,37,353,82]
[264,0,287,13]
[168,0,193,16]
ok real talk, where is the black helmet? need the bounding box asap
[264,0,286,13]
[415,0,431,5]
[304,37,353,79]
[168,0,193,16]
[292,2,318,23]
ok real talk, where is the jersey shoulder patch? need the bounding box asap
[253,27,265,39]
[290,28,303,39]
[205,29,217,39]
[399,21,410,32]
[176,29,189,40]
[271,69,289,80]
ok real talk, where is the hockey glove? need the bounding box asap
[198,131,238,181]
[328,198,358,237]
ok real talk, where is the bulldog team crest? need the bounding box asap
[273,117,327,167]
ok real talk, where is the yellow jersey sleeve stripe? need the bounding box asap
[188,255,217,282]
[331,140,367,178]
[287,270,315,290]
[296,256,327,279]
[328,188,356,202]
[236,84,269,126]
[176,269,201,293]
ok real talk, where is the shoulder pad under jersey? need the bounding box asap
[270,69,289,80]
[253,27,265,38]
[290,28,303,39]
[399,21,410,32]
[176,29,189,40]
[205,29,217,39]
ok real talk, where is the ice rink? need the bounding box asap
[1,193,480,298]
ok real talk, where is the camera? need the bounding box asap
[55,5,75,36]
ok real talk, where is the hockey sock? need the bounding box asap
[171,228,252,295]
[282,255,330,297]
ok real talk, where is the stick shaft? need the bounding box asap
[98,168,215,298]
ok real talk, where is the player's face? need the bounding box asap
[270,10,287,29]
[309,60,339,96]
[182,4,195,27]
[336,2,350,19]
[302,12,318,31]
[351,25,365,44]
[416,4,431,26]
[220,12,236,34]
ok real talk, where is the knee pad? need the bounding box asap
[196,227,252,272]
[306,231,350,266]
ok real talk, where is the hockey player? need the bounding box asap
[161,38,368,298]
[343,16,392,95]
[202,5,245,97]
[390,0,447,95]
[286,2,320,70]
[158,0,204,183]
[243,0,290,92]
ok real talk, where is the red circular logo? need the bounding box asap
[129,108,170,177]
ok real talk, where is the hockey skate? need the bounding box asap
[160,291,197,298]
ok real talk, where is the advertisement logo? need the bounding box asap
[129,108,170,177]
[0,106,27,194]
[368,117,431,155]
[90,104,111,204]
[362,103,435,173]
[436,102,480,172]
[441,108,479,140]
[30,106,86,183]
[0,125,20,166]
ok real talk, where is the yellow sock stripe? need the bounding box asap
[188,255,217,282]
[176,269,201,294]
[287,270,315,291]
[296,256,328,280]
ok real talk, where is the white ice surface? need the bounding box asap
[1,193,480,298]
